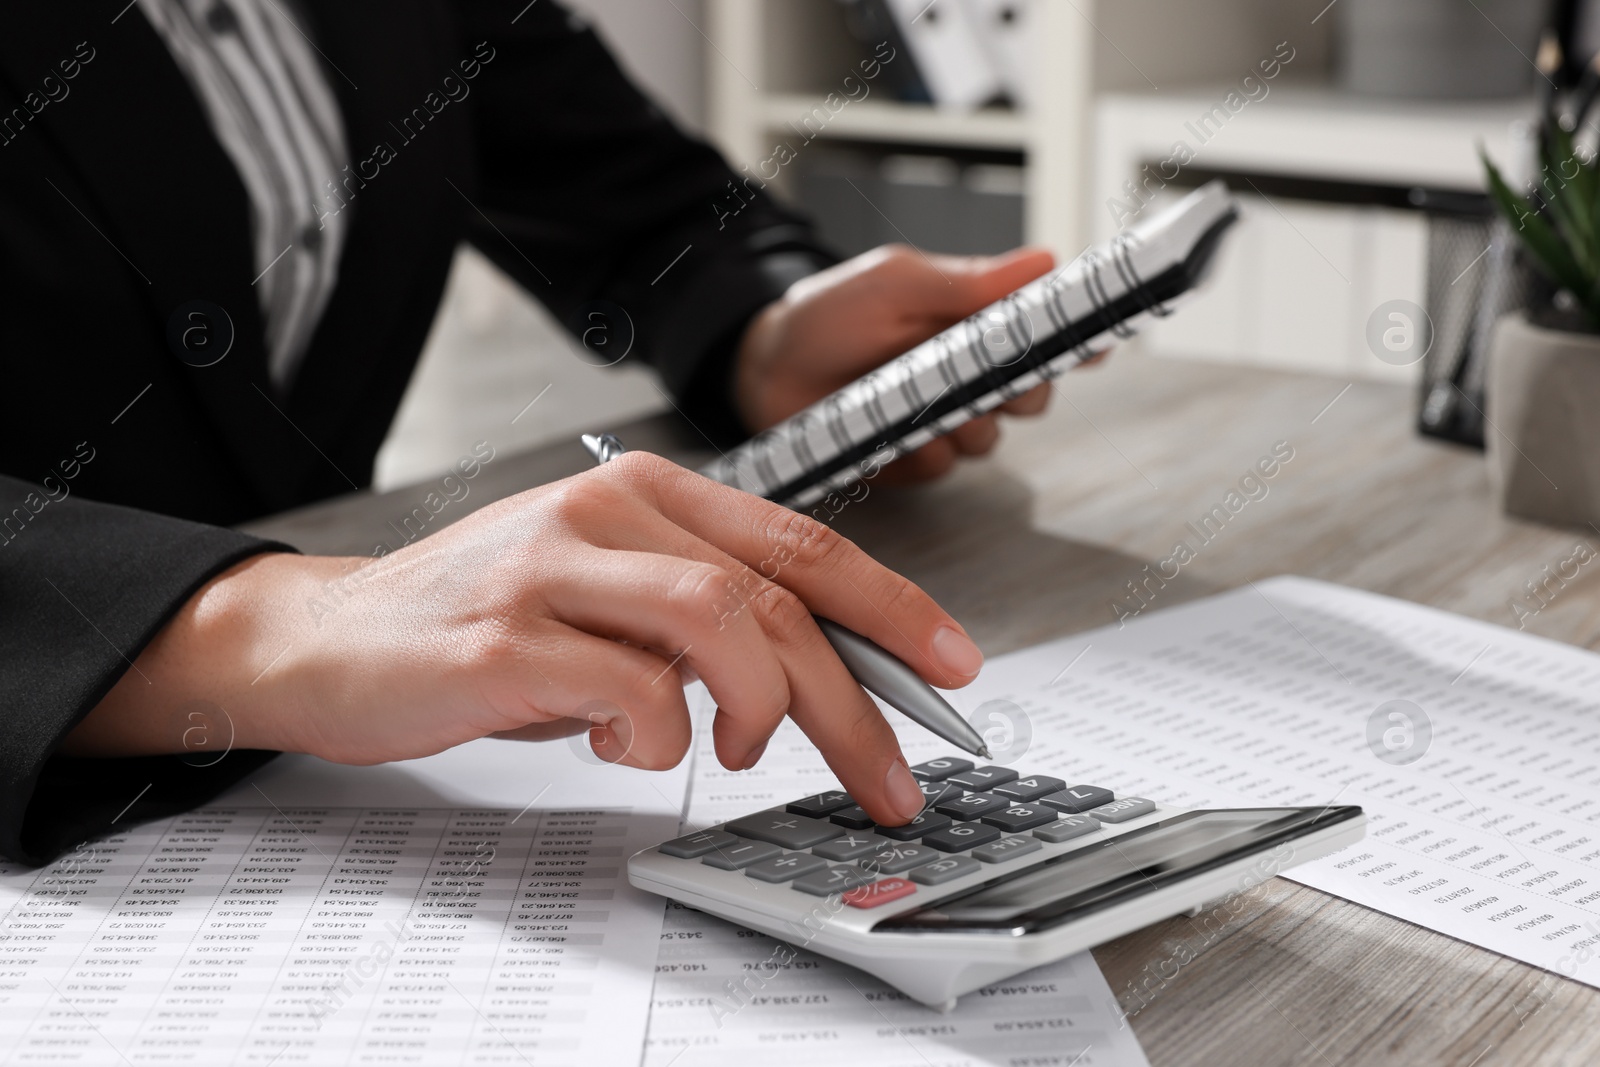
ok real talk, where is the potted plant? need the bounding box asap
[1482,122,1600,528]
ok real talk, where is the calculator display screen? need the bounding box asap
[875,806,1362,935]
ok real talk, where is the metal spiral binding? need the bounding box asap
[1112,232,1171,319]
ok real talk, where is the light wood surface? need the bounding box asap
[244,351,1600,1067]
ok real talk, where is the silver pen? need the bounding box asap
[580,432,991,760]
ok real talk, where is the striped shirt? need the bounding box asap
[139,0,350,391]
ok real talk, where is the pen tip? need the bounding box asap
[978,746,992,760]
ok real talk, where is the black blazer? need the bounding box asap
[0,0,832,865]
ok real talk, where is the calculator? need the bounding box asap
[628,757,1365,1009]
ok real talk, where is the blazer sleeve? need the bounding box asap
[453,0,839,445]
[0,475,289,866]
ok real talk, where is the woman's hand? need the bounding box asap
[734,244,1058,482]
[66,453,985,826]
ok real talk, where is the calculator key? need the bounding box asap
[875,810,952,841]
[993,775,1067,802]
[726,812,844,850]
[1034,815,1099,843]
[859,843,940,875]
[829,805,878,830]
[972,834,1043,863]
[842,878,918,909]
[791,864,874,896]
[908,855,982,885]
[658,829,739,859]
[813,832,889,861]
[701,839,781,870]
[948,765,1019,790]
[934,791,1009,819]
[922,821,1002,853]
[981,803,1057,833]
[785,791,854,818]
[744,852,829,883]
[1091,797,1156,823]
[910,757,974,782]
[1040,785,1116,814]
[916,780,962,807]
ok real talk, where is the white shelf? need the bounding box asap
[706,0,1092,253]
[1088,87,1534,384]
[1094,87,1536,228]
[756,94,1030,151]
[703,2,1537,383]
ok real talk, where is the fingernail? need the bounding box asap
[932,625,984,680]
[885,759,926,823]
[741,739,768,771]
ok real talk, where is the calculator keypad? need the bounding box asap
[993,775,1066,802]
[948,765,1018,790]
[1090,797,1156,823]
[861,843,940,874]
[785,791,854,817]
[909,758,974,781]
[813,832,890,861]
[792,864,874,896]
[701,839,780,870]
[658,829,739,859]
[842,877,917,908]
[980,803,1058,833]
[922,820,1002,853]
[875,810,951,841]
[972,834,1042,863]
[829,805,877,830]
[655,757,1150,907]
[743,852,830,883]
[1033,814,1099,843]
[934,791,1010,819]
[907,854,981,885]
[915,781,963,807]
[1041,785,1115,814]
[726,812,843,850]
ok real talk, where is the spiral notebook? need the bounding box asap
[701,181,1240,509]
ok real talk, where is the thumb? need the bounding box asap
[928,246,1056,317]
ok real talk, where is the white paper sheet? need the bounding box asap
[0,731,691,1065]
[16,573,1565,1064]
[939,576,1600,993]
[642,700,1152,1067]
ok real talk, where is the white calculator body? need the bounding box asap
[628,757,1365,1009]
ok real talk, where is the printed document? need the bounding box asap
[0,736,689,1064]
[946,577,1600,989]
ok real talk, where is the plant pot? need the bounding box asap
[1485,311,1600,529]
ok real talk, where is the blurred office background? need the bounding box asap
[377,0,1567,488]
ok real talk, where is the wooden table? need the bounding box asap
[245,351,1600,1067]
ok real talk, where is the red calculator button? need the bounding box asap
[842,878,917,908]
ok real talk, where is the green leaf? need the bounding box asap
[1547,125,1597,274]
[1484,150,1598,321]
[1553,128,1594,222]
